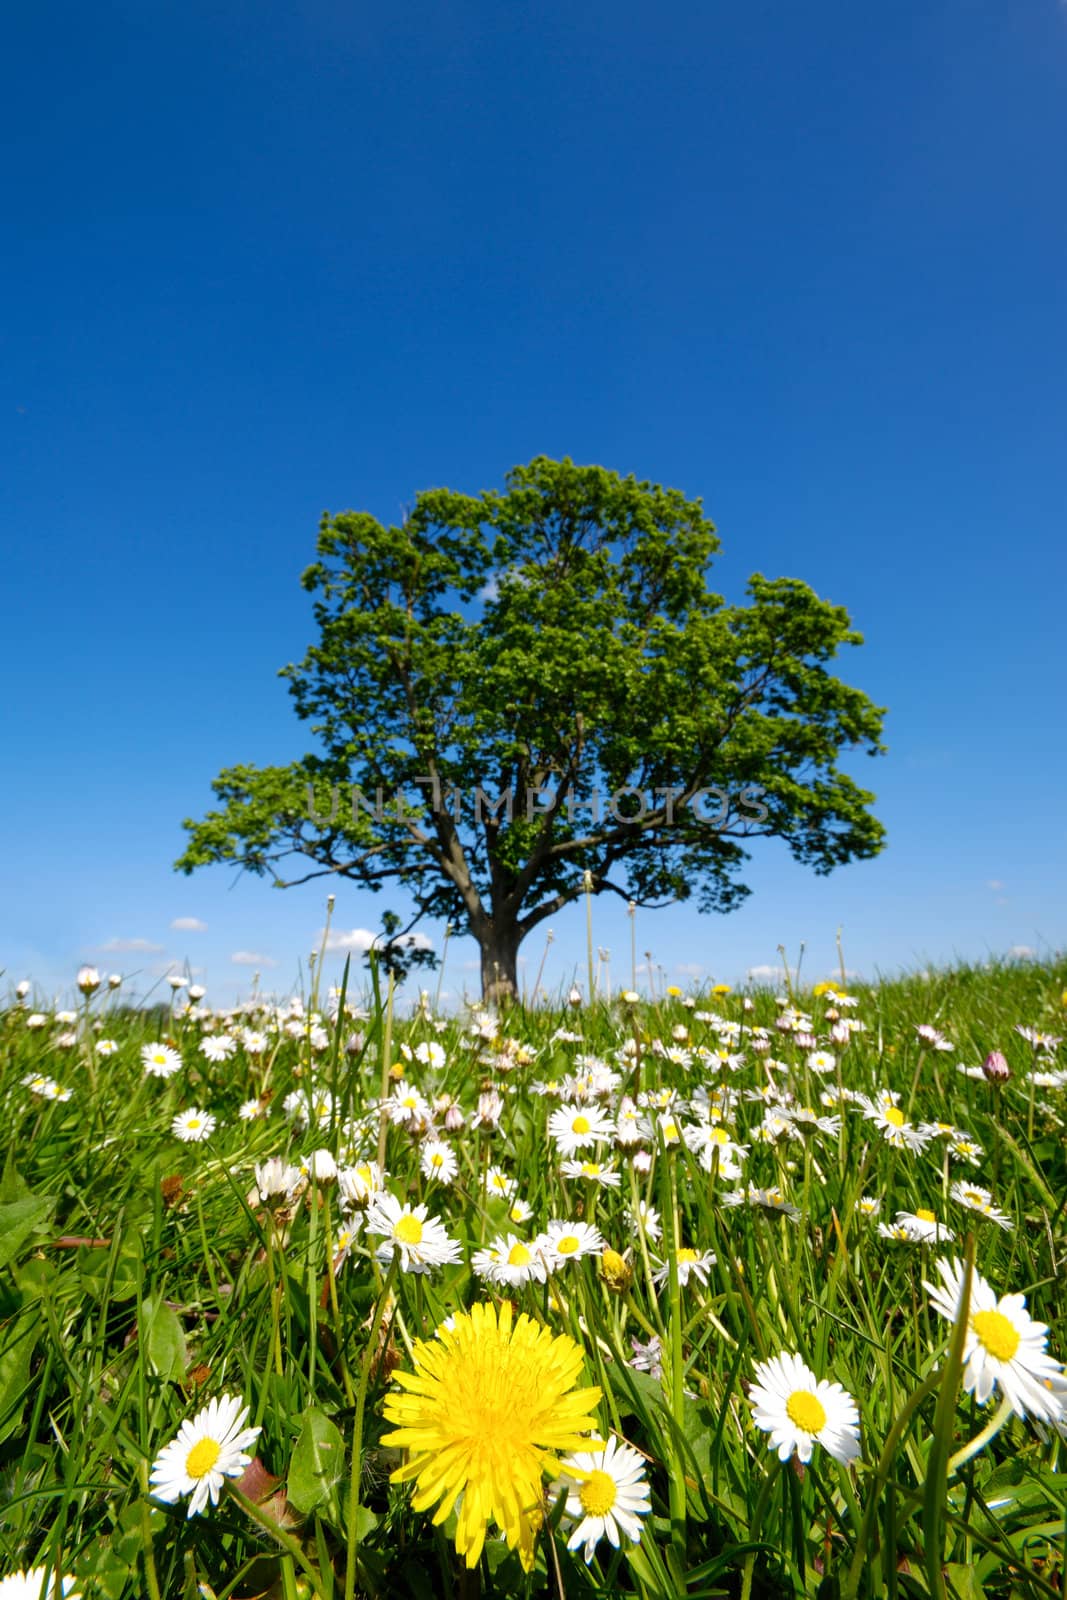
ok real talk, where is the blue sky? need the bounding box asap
[3,0,1065,1009]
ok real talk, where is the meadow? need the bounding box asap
[1,950,1065,1600]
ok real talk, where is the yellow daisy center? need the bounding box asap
[186,1437,221,1479]
[580,1162,600,1177]
[972,1309,1020,1362]
[507,1242,532,1267]
[431,1154,444,1168]
[578,1468,617,1516]
[676,1248,699,1264]
[662,1121,678,1140]
[915,1209,936,1223]
[571,1115,591,1135]
[785,1389,827,1434]
[883,1106,906,1127]
[556,1234,580,1255]
[395,1214,424,1245]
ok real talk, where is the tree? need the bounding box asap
[176,457,886,1003]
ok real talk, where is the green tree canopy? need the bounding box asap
[176,457,886,1001]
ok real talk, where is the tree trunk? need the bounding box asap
[479,921,521,1006]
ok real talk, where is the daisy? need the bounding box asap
[553,1434,651,1565]
[238,1098,266,1122]
[748,1352,860,1464]
[413,1040,446,1070]
[171,1108,216,1143]
[95,1038,119,1056]
[626,1200,662,1241]
[894,1208,954,1244]
[539,1220,605,1270]
[507,1198,534,1226]
[652,1246,715,1289]
[0,1571,80,1599]
[483,1164,518,1202]
[142,1042,182,1079]
[420,1139,459,1185]
[338,1159,387,1207]
[560,1159,621,1188]
[855,1195,881,1217]
[380,1300,602,1572]
[201,1034,236,1063]
[472,1233,549,1288]
[860,1092,933,1153]
[365,1192,462,1274]
[389,1086,430,1126]
[926,1257,1066,1422]
[949,1181,1012,1230]
[806,1050,837,1075]
[149,1393,261,1516]
[549,1103,614,1157]
[254,1157,302,1202]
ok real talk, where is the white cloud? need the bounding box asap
[478,574,500,602]
[321,927,376,954]
[231,950,278,968]
[1009,944,1035,959]
[674,961,704,977]
[98,937,164,954]
[746,963,781,982]
[171,916,208,932]
[986,880,1005,892]
[319,927,433,955]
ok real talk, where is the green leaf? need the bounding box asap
[0,1194,54,1270]
[140,1293,189,1380]
[287,1405,346,1515]
[0,1309,38,1444]
[944,1563,987,1600]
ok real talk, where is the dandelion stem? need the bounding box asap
[345,1254,399,1600]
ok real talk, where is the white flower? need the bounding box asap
[238,1098,266,1121]
[560,1159,621,1188]
[201,1034,236,1063]
[389,1086,430,1125]
[413,1040,446,1070]
[96,1037,119,1055]
[254,1157,302,1202]
[553,1435,651,1564]
[893,1209,953,1243]
[482,1163,517,1201]
[171,1108,216,1142]
[548,1102,614,1157]
[142,1042,182,1079]
[149,1393,261,1516]
[652,1246,715,1289]
[364,1192,462,1274]
[338,1159,387,1206]
[420,1139,458,1185]
[0,1570,80,1599]
[304,1148,338,1185]
[76,965,101,994]
[925,1257,1065,1422]
[538,1219,605,1269]
[472,1232,549,1288]
[949,1181,1012,1230]
[748,1352,860,1464]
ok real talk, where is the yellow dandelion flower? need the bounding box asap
[381,1300,602,1571]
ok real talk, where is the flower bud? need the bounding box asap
[982,1050,1010,1083]
[77,966,101,994]
[107,973,122,989]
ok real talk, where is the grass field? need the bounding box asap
[1,950,1065,1599]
